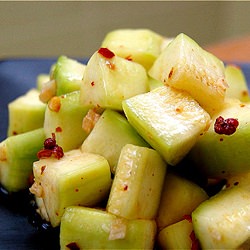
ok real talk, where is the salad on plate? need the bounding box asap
[1,28,250,249]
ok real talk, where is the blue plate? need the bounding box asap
[0,59,250,249]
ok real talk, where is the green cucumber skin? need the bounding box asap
[60,206,157,249]
[44,91,89,152]
[53,56,86,96]
[189,101,250,178]
[1,128,45,192]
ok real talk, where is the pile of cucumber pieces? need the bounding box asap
[1,28,250,249]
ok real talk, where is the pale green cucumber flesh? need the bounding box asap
[81,109,149,173]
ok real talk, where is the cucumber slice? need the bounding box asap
[81,109,149,173]
[189,98,250,178]
[60,206,157,249]
[52,56,86,96]
[149,33,228,115]
[44,91,89,152]
[123,85,211,166]
[156,172,208,230]
[107,144,167,220]
[225,64,250,102]
[0,128,45,192]
[7,89,46,136]
[30,149,112,227]
[101,28,163,70]
[80,48,148,111]
[192,185,250,249]
[157,219,195,249]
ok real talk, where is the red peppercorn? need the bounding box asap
[37,133,64,160]
[44,137,57,149]
[214,116,239,135]
[52,145,64,159]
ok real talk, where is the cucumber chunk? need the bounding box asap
[107,144,167,220]
[192,185,250,249]
[189,98,250,178]
[149,33,228,115]
[52,56,86,96]
[225,64,250,102]
[60,206,157,249]
[0,128,45,192]
[157,218,195,249]
[80,48,148,111]
[81,109,149,173]
[101,28,164,70]
[8,89,46,136]
[30,149,112,227]
[123,85,211,166]
[156,172,208,230]
[44,91,89,152]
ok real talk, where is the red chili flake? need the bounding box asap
[123,184,128,191]
[214,116,239,135]
[75,188,79,192]
[125,55,133,61]
[56,126,62,133]
[41,165,46,175]
[37,148,53,159]
[98,47,115,59]
[66,242,80,250]
[91,81,95,86]
[183,214,192,223]
[190,230,200,250]
[168,67,174,79]
[12,131,18,136]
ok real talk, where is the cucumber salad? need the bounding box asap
[1,28,250,249]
